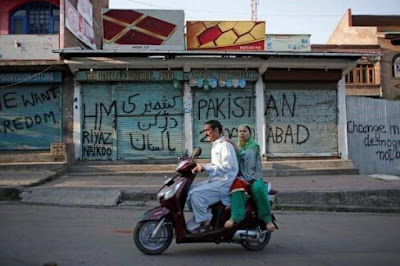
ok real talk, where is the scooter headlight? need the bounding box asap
[157,180,183,200]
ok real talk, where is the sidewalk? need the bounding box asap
[1,170,400,212]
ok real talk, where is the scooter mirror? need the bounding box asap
[191,147,202,158]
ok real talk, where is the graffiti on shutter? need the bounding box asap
[265,84,338,156]
[81,82,184,160]
[0,85,61,150]
[193,85,255,158]
[116,82,184,160]
[81,83,116,160]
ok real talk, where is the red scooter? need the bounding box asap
[134,147,278,255]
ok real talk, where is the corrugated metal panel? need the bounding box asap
[265,83,338,156]
[193,85,255,158]
[0,85,61,150]
[81,83,116,160]
[347,97,400,175]
[116,82,184,160]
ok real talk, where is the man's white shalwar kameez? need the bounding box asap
[187,137,238,225]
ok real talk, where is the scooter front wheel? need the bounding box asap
[133,219,173,255]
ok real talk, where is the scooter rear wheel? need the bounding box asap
[134,219,173,255]
[241,230,271,251]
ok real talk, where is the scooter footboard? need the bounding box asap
[139,206,170,222]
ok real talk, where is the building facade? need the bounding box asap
[1,3,368,165]
[0,0,108,161]
[327,9,400,100]
[59,49,362,161]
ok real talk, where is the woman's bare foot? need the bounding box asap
[266,221,276,232]
[224,219,235,229]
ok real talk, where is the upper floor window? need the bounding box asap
[345,64,378,85]
[394,56,400,78]
[10,2,60,34]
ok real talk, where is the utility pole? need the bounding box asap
[251,0,259,21]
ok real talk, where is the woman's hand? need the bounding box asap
[223,137,240,154]
[223,137,233,144]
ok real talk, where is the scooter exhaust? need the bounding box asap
[232,229,261,242]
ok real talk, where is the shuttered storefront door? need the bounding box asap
[193,85,255,158]
[117,82,184,160]
[0,85,61,150]
[81,83,116,160]
[265,83,338,157]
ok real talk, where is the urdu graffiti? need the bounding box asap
[82,89,182,159]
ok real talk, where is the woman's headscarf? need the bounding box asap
[237,124,262,176]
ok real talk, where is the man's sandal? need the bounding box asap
[189,223,212,234]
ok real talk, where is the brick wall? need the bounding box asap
[327,10,378,45]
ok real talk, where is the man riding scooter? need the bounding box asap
[187,120,238,234]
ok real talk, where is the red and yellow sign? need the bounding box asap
[186,21,265,51]
[102,9,185,50]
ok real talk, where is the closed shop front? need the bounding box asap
[76,70,184,160]
[0,72,62,150]
[264,69,342,157]
[191,70,258,158]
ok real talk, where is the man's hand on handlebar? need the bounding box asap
[192,165,204,173]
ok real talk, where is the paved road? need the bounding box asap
[1,203,400,266]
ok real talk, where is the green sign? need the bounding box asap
[75,70,184,82]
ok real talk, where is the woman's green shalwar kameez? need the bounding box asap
[229,125,273,224]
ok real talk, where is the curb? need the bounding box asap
[0,169,65,201]
[0,186,25,201]
[119,188,400,213]
[24,169,67,188]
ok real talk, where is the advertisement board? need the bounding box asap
[186,21,265,51]
[102,9,185,51]
[65,0,96,49]
[265,34,311,52]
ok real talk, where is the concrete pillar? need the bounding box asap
[73,81,82,160]
[255,76,266,157]
[338,76,348,159]
[183,81,193,155]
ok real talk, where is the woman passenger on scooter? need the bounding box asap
[224,124,276,232]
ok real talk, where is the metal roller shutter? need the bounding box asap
[81,82,184,160]
[116,82,184,160]
[193,85,256,158]
[0,85,61,150]
[265,82,338,157]
[81,83,116,160]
